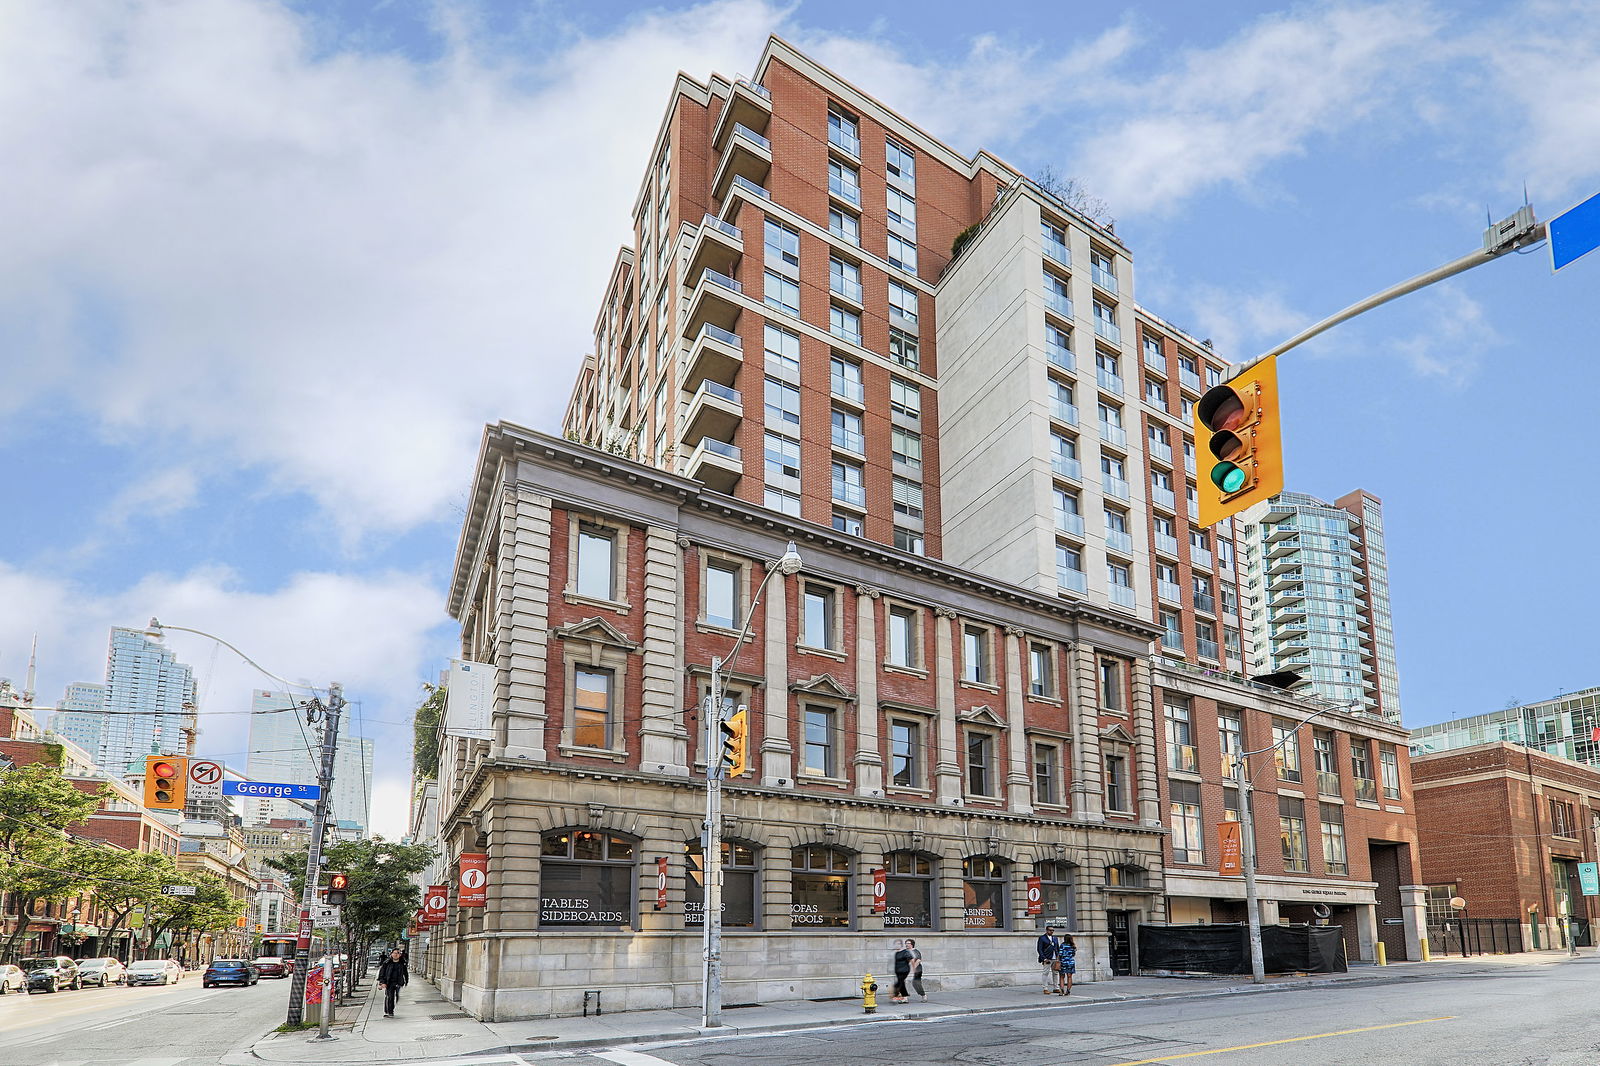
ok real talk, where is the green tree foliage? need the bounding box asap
[266,837,435,943]
[79,850,181,953]
[0,760,108,960]
[143,870,243,949]
[413,684,445,780]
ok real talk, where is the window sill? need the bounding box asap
[1354,799,1381,810]
[962,792,1003,804]
[1027,694,1063,706]
[886,785,933,798]
[796,772,851,789]
[563,590,633,614]
[1165,768,1203,782]
[695,621,748,640]
[557,744,629,763]
[883,664,929,679]
[959,679,1001,693]
[795,643,847,662]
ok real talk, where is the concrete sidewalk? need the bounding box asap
[226,950,1596,1064]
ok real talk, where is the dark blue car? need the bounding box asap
[202,958,258,988]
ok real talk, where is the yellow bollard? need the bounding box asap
[1376,942,1388,966]
[1420,937,1431,962]
[861,972,878,1014]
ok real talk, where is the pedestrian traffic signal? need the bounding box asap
[1194,356,1283,527]
[144,756,188,810]
[326,872,349,908]
[719,707,749,778]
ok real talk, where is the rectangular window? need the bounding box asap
[828,158,861,207]
[890,378,921,421]
[1551,798,1577,836]
[803,587,836,650]
[827,106,860,156]
[832,511,863,536]
[892,476,923,521]
[887,606,917,668]
[764,431,800,488]
[576,525,616,601]
[832,408,864,453]
[891,427,922,473]
[1100,659,1124,712]
[888,280,918,327]
[1145,377,1166,406]
[830,356,864,403]
[572,667,614,749]
[829,256,862,304]
[885,138,916,189]
[887,233,918,274]
[893,527,925,555]
[765,323,800,377]
[764,219,800,272]
[886,187,917,231]
[1056,544,1084,592]
[1034,742,1061,806]
[1166,698,1197,772]
[1380,747,1401,799]
[889,327,920,371]
[1219,711,1243,779]
[1351,739,1374,800]
[966,732,996,796]
[963,626,990,685]
[831,460,865,508]
[803,706,837,776]
[1274,719,1302,782]
[764,270,800,316]
[1104,752,1129,812]
[705,561,738,629]
[1280,796,1309,872]
[890,719,920,787]
[1054,488,1081,535]
[1029,644,1054,698]
[830,304,862,345]
[1320,803,1348,874]
[765,488,801,516]
[1160,609,1183,652]
[1171,780,1203,863]
[828,207,861,246]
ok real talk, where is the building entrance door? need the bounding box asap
[1369,841,1410,961]
[1107,911,1134,975]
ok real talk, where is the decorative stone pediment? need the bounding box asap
[552,616,638,651]
[1100,723,1135,744]
[958,705,1006,728]
[789,673,855,702]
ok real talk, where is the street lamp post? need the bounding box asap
[701,541,801,1029]
[1232,701,1357,984]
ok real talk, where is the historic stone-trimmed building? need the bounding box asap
[435,425,1170,1020]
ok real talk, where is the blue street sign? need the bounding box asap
[1579,862,1600,897]
[1550,191,1600,271]
[222,780,321,800]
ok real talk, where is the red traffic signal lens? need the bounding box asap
[152,762,178,780]
[330,874,348,890]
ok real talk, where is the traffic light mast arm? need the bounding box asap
[1227,209,1546,383]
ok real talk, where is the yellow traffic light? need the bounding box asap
[719,708,749,778]
[1195,356,1284,527]
[144,756,188,810]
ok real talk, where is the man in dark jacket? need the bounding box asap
[376,948,409,1017]
[1036,926,1061,994]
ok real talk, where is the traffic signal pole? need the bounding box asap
[1227,207,1546,382]
[286,682,345,1031]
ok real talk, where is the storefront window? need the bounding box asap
[1037,861,1076,930]
[685,841,758,928]
[962,857,1007,929]
[883,852,934,929]
[791,846,852,928]
[539,830,635,928]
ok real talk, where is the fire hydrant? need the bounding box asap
[861,972,879,1013]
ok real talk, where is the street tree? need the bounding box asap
[77,849,180,962]
[142,871,243,960]
[0,759,107,961]
[266,836,434,976]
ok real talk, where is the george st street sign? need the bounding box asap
[1549,191,1600,271]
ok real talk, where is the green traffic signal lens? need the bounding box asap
[1211,463,1246,494]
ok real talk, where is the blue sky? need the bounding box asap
[2,0,1597,837]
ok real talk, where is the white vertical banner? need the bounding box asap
[445,659,496,739]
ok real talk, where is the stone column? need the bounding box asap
[763,844,793,930]
[1131,657,1162,828]
[933,608,962,805]
[1400,884,1427,961]
[760,573,794,786]
[496,485,552,760]
[639,528,688,775]
[1002,628,1033,814]
[1070,643,1104,821]
[1356,903,1378,962]
[854,586,884,797]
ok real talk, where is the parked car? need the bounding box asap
[0,963,25,995]
[21,956,81,993]
[251,957,289,979]
[125,959,183,986]
[75,957,126,987]
[202,958,259,988]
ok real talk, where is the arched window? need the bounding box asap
[962,856,1007,929]
[1036,861,1076,930]
[684,841,759,928]
[791,846,852,928]
[882,852,935,929]
[539,830,635,928]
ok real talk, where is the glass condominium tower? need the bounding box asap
[1240,490,1402,723]
[98,627,197,774]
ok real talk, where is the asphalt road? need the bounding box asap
[0,969,291,1066]
[537,959,1600,1066]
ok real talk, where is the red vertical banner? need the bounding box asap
[655,856,669,910]
[458,853,489,907]
[872,868,887,913]
[295,909,313,951]
[1025,876,1043,916]
[422,884,448,925]
[1218,821,1243,875]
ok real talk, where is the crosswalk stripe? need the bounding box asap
[118,1059,189,1066]
[596,1051,680,1066]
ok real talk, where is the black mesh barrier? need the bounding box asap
[1138,923,1347,975]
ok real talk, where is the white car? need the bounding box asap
[75,957,127,987]
[0,963,24,994]
[125,959,183,986]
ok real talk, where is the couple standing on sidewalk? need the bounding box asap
[891,939,925,1003]
[1036,926,1076,995]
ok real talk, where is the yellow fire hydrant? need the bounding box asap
[861,972,879,1013]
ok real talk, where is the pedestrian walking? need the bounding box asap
[1057,934,1076,996]
[1036,925,1062,993]
[376,947,409,1017]
[905,937,925,1000]
[891,939,913,1003]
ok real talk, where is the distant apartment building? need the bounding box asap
[559,38,1252,676]
[50,680,109,755]
[96,626,197,775]
[1239,491,1402,722]
[243,689,373,835]
[1411,687,1600,765]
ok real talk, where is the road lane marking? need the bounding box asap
[1102,1016,1456,1066]
[597,1051,681,1066]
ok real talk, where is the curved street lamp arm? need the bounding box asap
[145,618,323,699]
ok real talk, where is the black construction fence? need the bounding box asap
[1427,917,1526,956]
[1138,923,1347,975]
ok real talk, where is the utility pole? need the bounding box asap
[286,683,345,1030]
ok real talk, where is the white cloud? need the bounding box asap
[1074,4,1443,214]
[1381,285,1495,385]
[1184,285,1313,365]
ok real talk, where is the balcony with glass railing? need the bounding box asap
[1106,529,1133,555]
[1046,338,1074,372]
[1051,455,1082,481]
[1058,567,1088,594]
[1191,547,1213,569]
[1097,367,1123,395]
[1043,238,1071,268]
[1055,511,1085,538]
[714,79,772,150]
[682,380,742,446]
[683,268,744,338]
[1094,314,1122,345]
[1051,399,1079,426]
[730,174,769,201]
[1144,349,1168,374]
[683,322,744,393]
[687,212,743,280]
[828,120,860,157]
[1148,437,1173,463]
[684,436,743,493]
[830,273,864,306]
[712,123,772,200]
[832,473,866,508]
[1193,592,1216,614]
[1044,289,1074,320]
[1151,486,1176,511]
[1196,637,1219,661]
[1091,264,1119,294]
[1108,584,1136,609]
[830,371,865,406]
[1103,476,1130,502]
[1158,578,1183,602]
[832,424,865,455]
[1180,366,1202,393]
[1098,421,1127,448]
[1155,533,1180,557]
[828,170,861,208]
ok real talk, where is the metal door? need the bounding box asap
[1107,910,1134,975]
